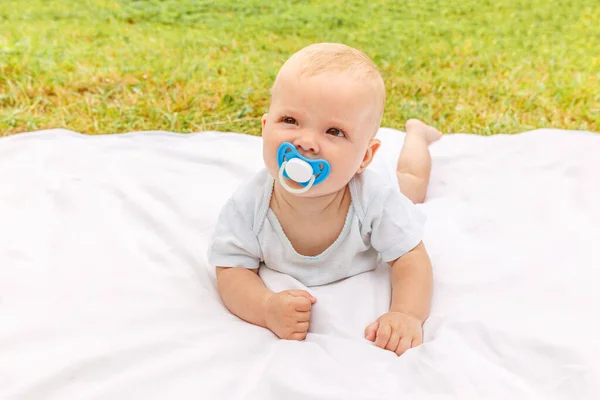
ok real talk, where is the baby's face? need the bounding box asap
[262,70,382,197]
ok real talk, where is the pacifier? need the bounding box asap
[276,142,331,194]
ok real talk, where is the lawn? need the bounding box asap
[1,0,599,136]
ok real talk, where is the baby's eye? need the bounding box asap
[281,116,297,125]
[326,127,345,138]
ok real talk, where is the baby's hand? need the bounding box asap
[364,312,423,356]
[265,290,317,340]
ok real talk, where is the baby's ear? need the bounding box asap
[261,113,268,130]
[357,138,381,174]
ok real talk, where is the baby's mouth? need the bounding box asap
[277,160,315,194]
[276,142,330,194]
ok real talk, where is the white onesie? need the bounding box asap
[208,168,426,287]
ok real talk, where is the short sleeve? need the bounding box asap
[368,185,426,263]
[207,198,262,269]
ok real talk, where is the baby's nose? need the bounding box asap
[294,133,319,155]
[296,142,315,153]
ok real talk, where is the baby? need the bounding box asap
[208,43,441,356]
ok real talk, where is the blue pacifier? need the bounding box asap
[276,142,331,194]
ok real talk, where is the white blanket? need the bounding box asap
[1,128,599,400]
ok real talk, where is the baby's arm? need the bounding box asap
[216,267,273,327]
[388,242,432,321]
[365,242,432,355]
[216,267,317,340]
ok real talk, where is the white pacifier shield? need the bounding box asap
[285,158,313,183]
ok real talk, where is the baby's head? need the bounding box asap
[262,43,386,197]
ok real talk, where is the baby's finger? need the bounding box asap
[364,321,379,342]
[412,334,423,347]
[385,330,401,353]
[295,321,310,333]
[289,331,307,341]
[288,290,317,304]
[296,311,311,322]
[395,336,412,356]
[291,296,312,312]
[374,323,392,349]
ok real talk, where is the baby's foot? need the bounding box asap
[405,119,442,145]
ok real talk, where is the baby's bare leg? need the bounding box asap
[396,119,442,204]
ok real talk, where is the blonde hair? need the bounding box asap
[291,43,383,81]
[272,43,386,129]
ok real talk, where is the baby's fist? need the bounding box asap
[265,290,317,340]
[365,312,423,356]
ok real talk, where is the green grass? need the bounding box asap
[1,0,599,136]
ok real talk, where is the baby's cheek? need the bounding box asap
[338,156,361,179]
[263,158,278,180]
[262,142,278,171]
[327,166,355,191]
